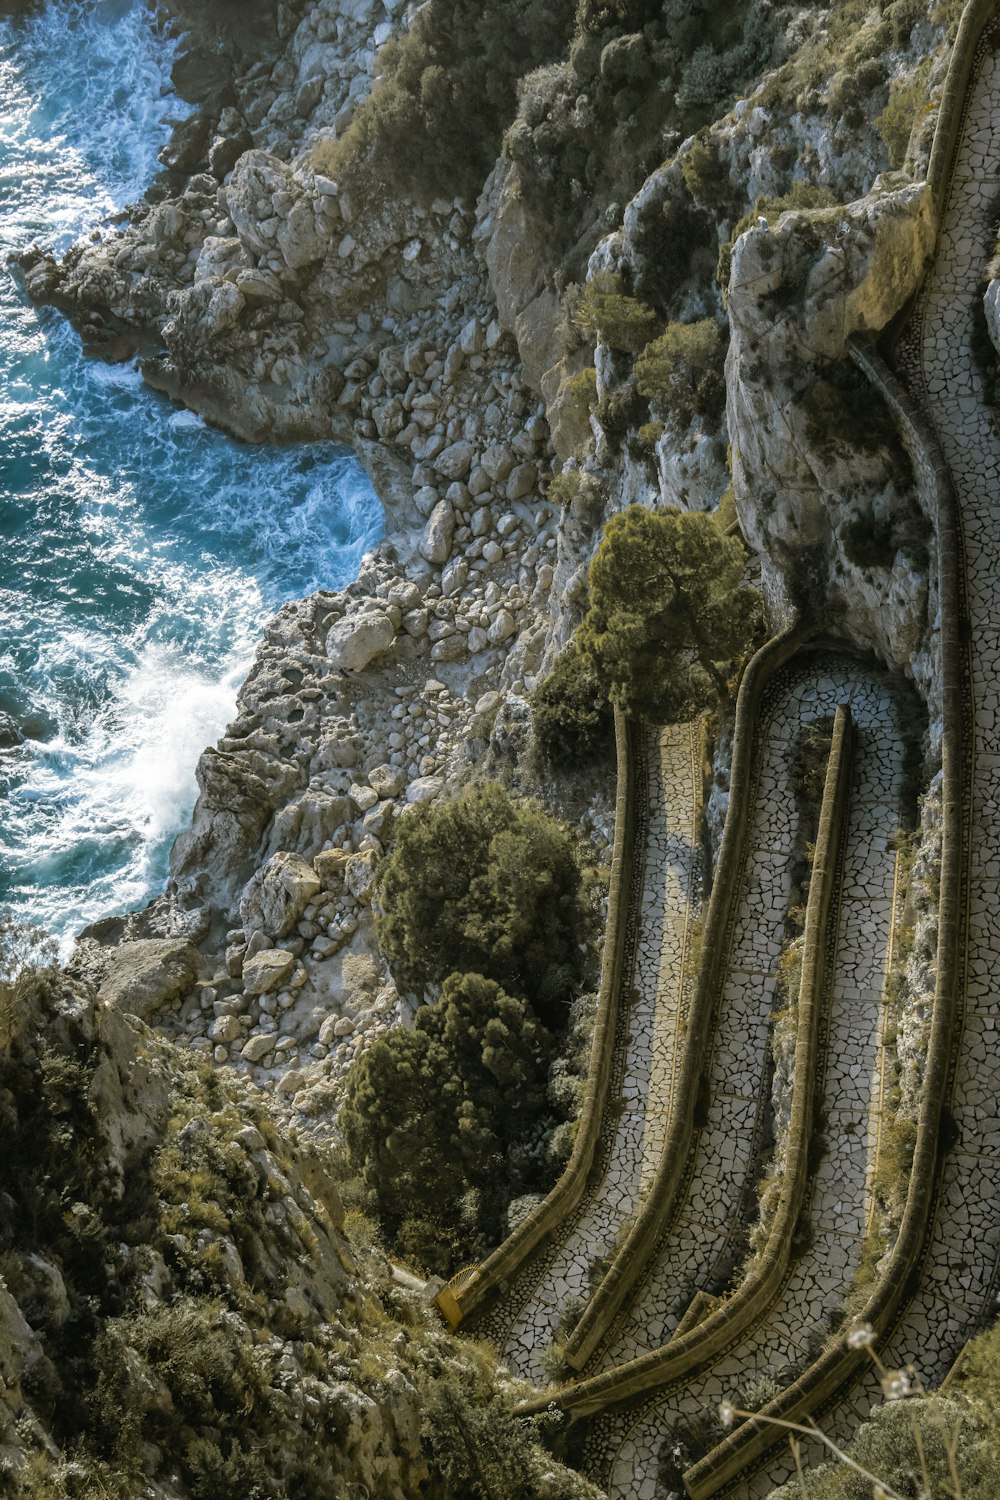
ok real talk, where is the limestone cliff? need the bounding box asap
[6,0,971,1420]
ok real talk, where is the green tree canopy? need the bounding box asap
[532,641,614,766]
[575,269,659,353]
[375,783,589,1022]
[578,503,763,722]
[634,317,725,426]
[339,972,555,1269]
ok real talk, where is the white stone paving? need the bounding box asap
[596,664,898,1374]
[600,666,904,1498]
[494,722,702,1382]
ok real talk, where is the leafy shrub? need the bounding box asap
[578,504,764,721]
[340,972,559,1271]
[829,56,887,129]
[597,381,648,445]
[375,782,591,1019]
[634,318,726,427]
[887,0,926,46]
[532,642,614,766]
[637,419,665,449]
[877,60,932,168]
[0,914,56,987]
[630,189,710,310]
[770,1393,1000,1498]
[417,1357,601,1498]
[674,1,776,118]
[599,31,650,85]
[575,269,658,352]
[675,45,732,113]
[576,0,661,36]
[680,131,734,212]
[567,364,598,414]
[318,0,576,200]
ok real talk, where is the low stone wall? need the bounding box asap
[672,326,968,1497]
[519,702,855,1419]
[561,628,807,1370]
[437,708,637,1327]
[927,0,1000,222]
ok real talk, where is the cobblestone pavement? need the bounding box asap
[490,722,701,1383]
[788,33,1000,1477]
[593,665,904,1498]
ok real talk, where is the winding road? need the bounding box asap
[447,14,999,1496]
[788,16,1000,1476]
[599,664,906,1497]
[476,721,703,1381]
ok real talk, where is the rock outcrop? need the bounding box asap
[96,937,200,1021]
[725,177,939,698]
[0,972,598,1497]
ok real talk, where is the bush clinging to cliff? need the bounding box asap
[574,269,658,352]
[578,503,764,722]
[533,642,614,766]
[339,971,560,1272]
[375,782,592,1021]
[634,318,726,427]
[320,0,576,199]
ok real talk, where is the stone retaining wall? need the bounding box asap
[519,700,855,1420]
[437,707,637,1326]
[561,628,808,1371]
[927,0,1000,220]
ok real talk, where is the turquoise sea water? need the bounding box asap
[0,0,383,950]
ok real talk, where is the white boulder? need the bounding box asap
[326,608,396,671]
[241,851,322,939]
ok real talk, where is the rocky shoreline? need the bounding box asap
[22,0,956,1145]
[29,0,616,1139]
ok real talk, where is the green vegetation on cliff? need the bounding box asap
[375,782,593,1023]
[342,786,597,1274]
[340,971,574,1274]
[577,503,763,721]
[316,0,575,198]
[0,944,599,1499]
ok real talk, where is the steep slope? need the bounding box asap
[0,962,599,1498]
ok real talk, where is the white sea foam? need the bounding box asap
[0,1,384,953]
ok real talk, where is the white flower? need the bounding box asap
[846,1322,875,1349]
[881,1368,912,1401]
[718,1398,737,1429]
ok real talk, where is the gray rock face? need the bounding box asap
[226,151,290,257]
[725,178,938,681]
[210,1013,243,1044]
[241,1031,275,1063]
[405,775,444,805]
[243,948,296,995]
[195,236,250,283]
[241,851,322,939]
[277,197,325,270]
[97,939,199,1021]
[344,850,377,901]
[326,608,396,671]
[419,499,455,564]
[368,763,406,798]
[984,277,1000,359]
[433,440,476,480]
